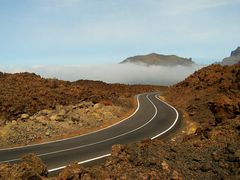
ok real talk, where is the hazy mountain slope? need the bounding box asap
[221,47,240,65]
[120,53,195,66]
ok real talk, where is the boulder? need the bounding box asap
[20,114,29,119]
[57,163,92,180]
[45,131,50,136]
[93,103,102,110]
[0,153,48,179]
[39,109,52,116]
[50,114,64,122]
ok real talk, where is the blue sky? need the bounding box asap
[0,0,240,67]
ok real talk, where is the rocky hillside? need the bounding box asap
[120,53,195,66]
[221,47,240,65]
[0,72,162,124]
[59,64,238,179]
[0,72,164,147]
[166,64,239,128]
[0,64,239,179]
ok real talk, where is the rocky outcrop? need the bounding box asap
[166,64,240,127]
[0,72,163,124]
[57,163,94,180]
[0,154,48,180]
[57,140,184,179]
[0,72,164,147]
[120,53,195,66]
[221,47,240,65]
[57,128,239,179]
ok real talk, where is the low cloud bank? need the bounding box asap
[1,64,204,85]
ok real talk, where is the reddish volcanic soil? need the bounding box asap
[0,64,239,179]
[0,72,163,124]
[0,72,164,148]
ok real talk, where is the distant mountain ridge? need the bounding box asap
[120,53,195,66]
[231,47,240,56]
[221,47,240,65]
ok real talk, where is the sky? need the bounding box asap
[0,0,240,67]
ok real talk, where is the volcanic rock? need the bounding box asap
[0,153,47,179]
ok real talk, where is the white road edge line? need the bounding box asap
[150,95,179,140]
[0,94,141,151]
[48,154,111,173]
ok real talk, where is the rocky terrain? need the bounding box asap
[221,47,240,65]
[0,102,125,147]
[0,64,239,179]
[0,72,163,147]
[120,53,195,66]
[53,64,239,179]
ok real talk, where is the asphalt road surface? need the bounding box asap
[0,92,181,173]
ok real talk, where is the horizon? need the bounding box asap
[0,0,240,68]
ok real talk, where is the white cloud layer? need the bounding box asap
[1,64,204,85]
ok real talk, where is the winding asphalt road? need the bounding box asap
[0,92,181,173]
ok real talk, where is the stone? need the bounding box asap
[45,131,50,136]
[58,163,86,180]
[40,109,52,115]
[36,116,47,122]
[93,103,102,109]
[171,170,182,180]
[11,120,17,125]
[96,119,103,127]
[21,153,48,177]
[41,121,47,126]
[56,105,63,111]
[161,161,170,173]
[103,112,113,120]
[111,144,125,157]
[58,109,66,116]
[50,114,64,122]
[71,113,80,122]
[234,149,240,159]
[20,114,29,119]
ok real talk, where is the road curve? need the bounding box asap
[0,92,181,172]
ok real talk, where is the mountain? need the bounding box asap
[221,47,240,65]
[120,53,195,66]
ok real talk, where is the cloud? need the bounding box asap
[1,64,203,85]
